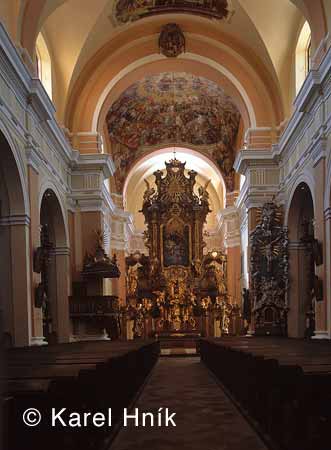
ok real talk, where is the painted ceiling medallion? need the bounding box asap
[113,0,234,25]
[159,23,185,58]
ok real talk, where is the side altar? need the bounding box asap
[125,158,240,342]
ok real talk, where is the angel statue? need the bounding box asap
[198,179,211,204]
[95,229,105,248]
[143,179,156,204]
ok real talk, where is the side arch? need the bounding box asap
[38,180,69,248]
[284,171,316,228]
[0,127,31,346]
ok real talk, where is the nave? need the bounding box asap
[2,1,331,448]
[7,336,331,450]
[111,357,267,450]
[4,340,269,450]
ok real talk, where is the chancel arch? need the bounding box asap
[0,129,31,347]
[105,72,242,201]
[92,53,255,134]
[124,147,226,206]
[124,148,227,253]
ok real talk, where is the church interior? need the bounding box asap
[1,1,331,449]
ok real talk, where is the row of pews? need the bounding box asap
[3,339,160,450]
[200,337,331,450]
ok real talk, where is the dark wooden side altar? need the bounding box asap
[125,158,240,341]
[250,203,289,336]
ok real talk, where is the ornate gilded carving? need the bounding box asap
[159,23,185,58]
[113,0,234,25]
[141,157,210,272]
[125,163,235,336]
[250,202,289,336]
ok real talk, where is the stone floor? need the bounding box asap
[111,358,269,450]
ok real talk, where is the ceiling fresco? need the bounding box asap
[106,73,241,192]
[113,0,233,25]
[107,73,240,148]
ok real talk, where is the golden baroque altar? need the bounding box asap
[125,158,238,337]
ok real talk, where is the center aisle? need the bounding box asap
[111,358,268,450]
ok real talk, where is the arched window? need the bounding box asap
[295,21,312,95]
[36,33,52,100]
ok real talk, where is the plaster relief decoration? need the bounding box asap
[159,23,185,58]
[113,0,234,25]
[106,72,240,192]
[250,203,289,336]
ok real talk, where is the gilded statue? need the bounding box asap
[198,179,211,204]
[127,264,140,296]
[133,304,145,338]
[143,179,156,204]
[215,296,232,334]
[191,258,202,277]
[201,296,212,309]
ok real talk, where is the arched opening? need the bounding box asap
[105,72,241,197]
[39,189,70,343]
[0,130,30,347]
[295,20,312,95]
[36,32,52,100]
[287,182,315,337]
[124,147,227,255]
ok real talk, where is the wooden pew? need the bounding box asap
[200,337,331,450]
[4,339,160,450]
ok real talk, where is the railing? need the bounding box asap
[69,296,120,316]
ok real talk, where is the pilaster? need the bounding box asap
[313,138,327,336]
[218,206,241,305]
[26,143,44,344]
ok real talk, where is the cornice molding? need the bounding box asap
[233,148,279,175]
[0,24,31,94]
[0,214,31,226]
[293,70,321,113]
[70,153,116,179]
[28,78,55,122]
[324,207,331,221]
[278,45,331,159]
[0,23,74,168]
[311,134,327,167]
[288,241,307,251]
[50,247,71,256]
[25,137,42,173]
